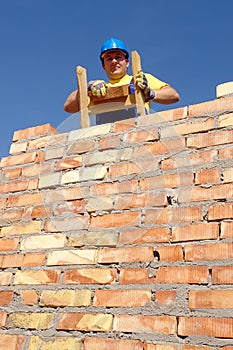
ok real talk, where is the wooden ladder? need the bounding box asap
[76,51,145,128]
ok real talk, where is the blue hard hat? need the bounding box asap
[100,38,129,61]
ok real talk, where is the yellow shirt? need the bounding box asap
[107,73,168,111]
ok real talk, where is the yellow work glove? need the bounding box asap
[87,80,106,97]
[135,70,156,102]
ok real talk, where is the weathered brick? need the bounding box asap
[0,334,26,350]
[90,211,141,228]
[91,179,138,196]
[219,145,233,160]
[2,167,22,179]
[155,290,176,305]
[85,149,119,165]
[57,313,113,331]
[137,107,187,126]
[45,146,65,160]
[7,193,44,207]
[20,233,66,250]
[0,152,37,167]
[56,156,82,170]
[172,223,219,242]
[1,221,41,236]
[0,290,14,305]
[40,289,91,307]
[20,290,38,305]
[68,138,95,154]
[13,123,58,141]
[44,216,89,232]
[216,82,233,98]
[61,166,107,184]
[178,316,233,338]
[98,246,154,263]
[0,271,12,285]
[125,127,159,143]
[27,135,50,150]
[145,207,202,225]
[84,337,143,350]
[98,135,120,150]
[218,112,233,127]
[208,202,233,220]
[156,266,209,284]
[47,249,97,266]
[93,289,151,307]
[63,268,117,284]
[140,172,193,191]
[195,167,220,184]
[212,266,233,284]
[0,208,23,225]
[119,227,170,244]
[31,205,52,218]
[185,242,233,261]
[86,196,114,212]
[46,186,89,202]
[114,314,177,334]
[221,221,233,238]
[14,270,60,285]
[28,336,82,350]
[156,245,183,262]
[68,231,118,247]
[187,129,233,149]
[161,117,214,138]
[68,123,111,141]
[0,238,19,251]
[189,290,233,308]
[119,268,155,284]
[0,180,28,193]
[22,163,41,177]
[39,172,60,189]
[223,167,233,183]
[188,96,233,117]
[7,312,54,329]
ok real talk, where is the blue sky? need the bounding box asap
[1,0,232,159]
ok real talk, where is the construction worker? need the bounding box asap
[64,38,180,124]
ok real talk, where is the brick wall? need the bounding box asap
[0,85,233,349]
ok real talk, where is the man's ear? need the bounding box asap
[126,59,129,68]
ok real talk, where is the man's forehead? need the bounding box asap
[102,49,127,58]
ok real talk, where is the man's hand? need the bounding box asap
[135,70,156,102]
[87,80,106,97]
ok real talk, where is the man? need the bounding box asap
[64,38,180,124]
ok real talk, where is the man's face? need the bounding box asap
[102,49,129,80]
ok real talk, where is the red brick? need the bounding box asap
[53,200,85,215]
[114,314,177,334]
[145,207,202,225]
[212,266,233,284]
[156,245,183,261]
[14,270,60,285]
[7,193,43,207]
[126,127,159,143]
[91,180,138,196]
[90,211,141,228]
[189,290,233,308]
[172,223,219,242]
[93,289,151,307]
[3,168,22,179]
[0,198,6,210]
[0,311,7,326]
[98,246,154,263]
[0,272,12,285]
[0,152,37,167]
[119,227,170,244]
[13,123,58,141]
[113,117,136,132]
[119,268,155,284]
[187,129,233,149]
[156,266,209,284]
[219,145,233,160]
[140,172,193,191]
[195,168,220,184]
[84,337,143,350]
[31,205,53,218]
[1,180,27,194]
[0,334,26,350]
[0,238,19,251]
[179,183,233,203]
[22,252,46,266]
[208,202,233,220]
[20,290,38,305]
[134,138,186,157]
[56,156,82,170]
[185,242,233,261]
[221,221,233,238]
[178,316,233,338]
[98,135,121,150]
[63,268,117,284]
[1,208,23,224]
[2,254,24,268]
[188,96,233,117]
[68,139,96,154]
[155,290,176,305]
[109,160,158,178]
[0,291,14,305]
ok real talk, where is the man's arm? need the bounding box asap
[153,85,180,105]
[64,90,80,113]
